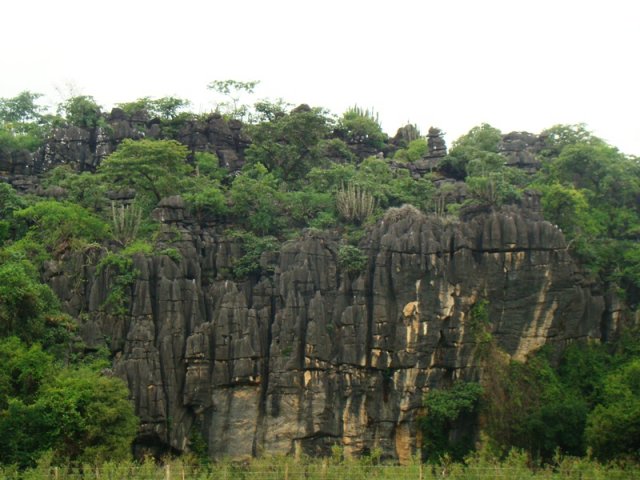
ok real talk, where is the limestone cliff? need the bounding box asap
[44,200,610,461]
[1,109,248,192]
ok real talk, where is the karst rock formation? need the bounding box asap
[2,111,622,461]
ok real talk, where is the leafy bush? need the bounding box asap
[245,104,332,183]
[0,183,27,244]
[229,164,284,235]
[337,245,367,275]
[316,138,356,164]
[394,138,428,162]
[96,253,139,316]
[308,211,338,230]
[228,230,278,279]
[282,189,334,228]
[439,123,502,180]
[481,353,588,460]
[42,166,109,212]
[0,260,60,341]
[116,96,190,120]
[0,361,138,467]
[183,180,228,223]
[0,91,49,153]
[0,337,53,408]
[58,95,104,129]
[99,139,192,204]
[0,126,44,152]
[194,151,228,181]
[465,168,525,206]
[14,200,110,252]
[158,247,182,263]
[336,106,386,150]
[420,382,483,462]
[585,359,640,461]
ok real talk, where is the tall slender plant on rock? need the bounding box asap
[110,202,142,246]
[336,183,376,224]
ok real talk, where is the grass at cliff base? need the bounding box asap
[2,453,637,480]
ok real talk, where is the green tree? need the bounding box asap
[208,79,259,121]
[536,135,640,304]
[0,260,60,341]
[0,183,27,244]
[58,95,103,129]
[465,167,526,206]
[43,166,109,212]
[538,123,604,160]
[193,151,227,181]
[307,163,357,193]
[482,354,588,460]
[551,143,624,195]
[281,189,334,228]
[420,382,483,462]
[540,183,599,239]
[99,139,192,204]
[0,337,53,408]
[0,364,138,466]
[228,230,278,279]
[116,96,190,119]
[39,367,138,462]
[183,178,228,222]
[335,106,387,150]
[229,163,284,234]
[253,98,290,122]
[0,91,44,124]
[394,138,428,162]
[307,157,434,214]
[0,91,51,152]
[439,123,502,179]
[245,104,332,183]
[585,359,640,461]
[337,245,368,275]
[14,200,110,251]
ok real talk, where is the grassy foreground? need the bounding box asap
[0,451,637,480]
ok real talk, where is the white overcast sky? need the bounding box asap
[3,0,639,154]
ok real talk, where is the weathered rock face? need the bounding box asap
[2,110,249,193]
[499,131,546,173]
[45,204,610,462]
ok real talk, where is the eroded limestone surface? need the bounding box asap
[45,204,608,461]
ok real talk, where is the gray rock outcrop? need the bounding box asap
[44,204,610,462]
[1,110,249,193]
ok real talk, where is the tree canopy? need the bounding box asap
[99,138,191,203]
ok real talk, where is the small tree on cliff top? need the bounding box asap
[99,139,191,204]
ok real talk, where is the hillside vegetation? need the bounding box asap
[0,87,639,470]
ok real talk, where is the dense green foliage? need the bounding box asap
[0,231,138,467]
[421,382,483,462]
[58,96,103,129]
[337,245,368,275]
[335,106,387,150]
[0,91,51,152]
[99,138,191,204]
[244,103,333,183]
[116,96,190,120]
[228,230,278,279]
[533,126,640,305]
[0,146,140,468]
[439,123,502,180]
